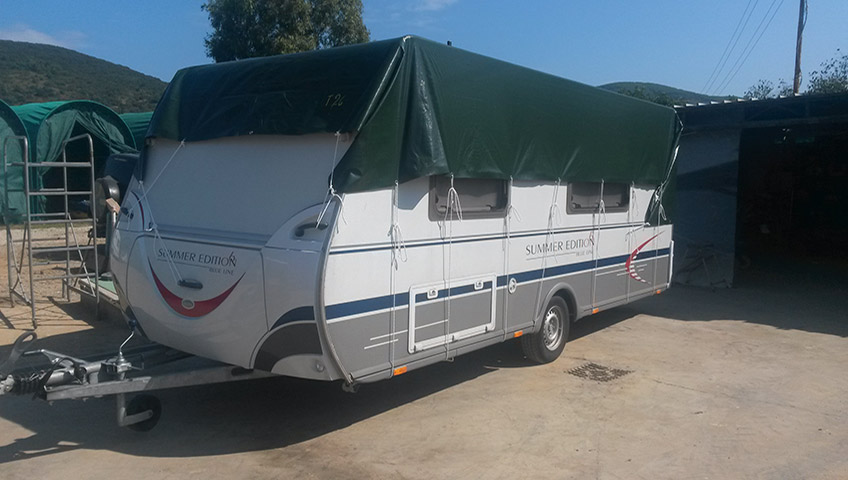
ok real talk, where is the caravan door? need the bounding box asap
[406,177,506,354]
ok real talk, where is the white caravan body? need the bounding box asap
[109,36,680,385]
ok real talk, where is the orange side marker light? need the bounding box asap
[656,289,662,295]
[393,366,408,376]
[513,330,523,338]
[592,308,600,314]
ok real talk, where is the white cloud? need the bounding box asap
[0,24,85,49]
[416,0,458,12]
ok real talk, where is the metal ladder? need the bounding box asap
[3,134,100,328]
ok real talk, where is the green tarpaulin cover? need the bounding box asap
[13,101,136,163]
[120,112,154,152]
[2,100,137,217]
[150,36,681,196]
[0,100,28,220]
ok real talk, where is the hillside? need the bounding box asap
[600,82,729,106]
[0,40,167,113]
[0,39,728,113]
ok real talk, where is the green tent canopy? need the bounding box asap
[0,99,29,222]
[150,35,681,203]
[6,100,137,215]
[120,112,153,151]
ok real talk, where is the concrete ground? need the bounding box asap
[0,260,846,479]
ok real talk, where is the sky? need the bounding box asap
[0,0,845,97]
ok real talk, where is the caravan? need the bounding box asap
[110,36,681,386]
[108,36,681,386]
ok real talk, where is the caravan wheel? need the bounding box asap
[125,394,162,432]
[521,296,569,364]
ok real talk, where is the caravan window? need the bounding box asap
[429,176,508,220]
[567,182,629,214]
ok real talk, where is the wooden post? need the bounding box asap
[793,0,806,95]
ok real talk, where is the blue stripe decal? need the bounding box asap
[325,292,409,320]
[325,248,670,320]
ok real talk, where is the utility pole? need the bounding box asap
[793,0,807,95]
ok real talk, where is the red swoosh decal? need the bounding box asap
[626,234,660,283]
[149,261,244,318]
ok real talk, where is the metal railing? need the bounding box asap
[3,134,100,328]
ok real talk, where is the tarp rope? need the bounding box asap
[591,180,606,309]
[502,176,520,341]
[443,174,463,361]
[145,199,184,284]
[652,182,665,287]
[130,140,187,284]
[626,182,638,302]
[389,181,408,269]
[133,140,185,209]
[316,132,346,230]
[388,181,406,370]
[534,179,561,322]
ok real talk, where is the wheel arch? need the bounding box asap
[536,282,578,327]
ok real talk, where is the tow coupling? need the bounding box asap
[0,330,270,431]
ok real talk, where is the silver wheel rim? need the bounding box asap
[542,305,564,351]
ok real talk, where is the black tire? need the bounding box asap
[521,296,570,364]
[125,394,162,432]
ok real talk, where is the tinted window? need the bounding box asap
[567,182,629,213]
[430,176,508,219]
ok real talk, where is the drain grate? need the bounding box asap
[568,362,632,382]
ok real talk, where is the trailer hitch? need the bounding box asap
[1,330,271,431]
[0,331,37,378]
[0,331,39,395]
[1,332,100,398]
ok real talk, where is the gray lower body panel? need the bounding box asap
[326,255,670,381]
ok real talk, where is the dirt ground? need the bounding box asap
[0,249,846,479]
[0,225,106,333]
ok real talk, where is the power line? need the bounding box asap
[717,0,784,96]
[710,0,780,94]
[702,0,758,94]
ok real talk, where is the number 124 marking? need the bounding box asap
[326,94,344,107]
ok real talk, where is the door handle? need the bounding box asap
[178,279,203,289]
[294,222,328,237]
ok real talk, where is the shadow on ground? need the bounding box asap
[0,318,130,366]
[0,340,530,462]
[627,259,848,337]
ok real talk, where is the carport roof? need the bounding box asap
[674,92,848,131]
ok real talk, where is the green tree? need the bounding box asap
[776,79,793,97]
[743,79,775,99]
[620,86,684,107]
[807,49,848,94]
[202,0,369,62]
[745,50,848,98]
